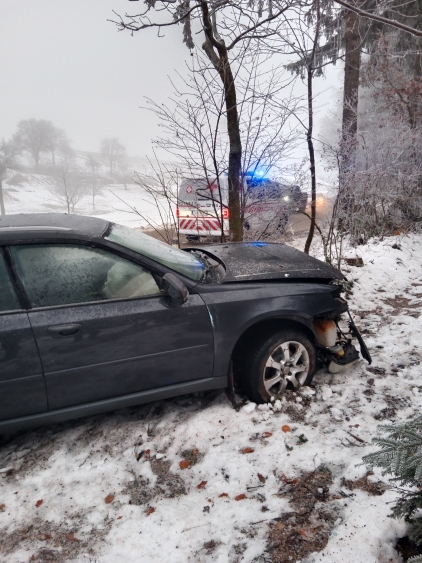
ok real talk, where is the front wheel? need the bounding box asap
[240,329,316,404]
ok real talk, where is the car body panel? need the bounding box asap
[28,294,214,410]
[195,282,344,378]
[0,375,227,434]
[185,242,343,283]
[0,312,47,421]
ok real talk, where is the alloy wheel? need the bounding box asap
[263,340,310,395]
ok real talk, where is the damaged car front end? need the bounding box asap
[185,241,372,403]
[313,298,372,375]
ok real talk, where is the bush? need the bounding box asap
[363,416,422,562]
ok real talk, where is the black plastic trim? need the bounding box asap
[0,376,227,434]
[2,246,32,309]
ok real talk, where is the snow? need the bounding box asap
[0,181,422,561]
[3,172,162,230]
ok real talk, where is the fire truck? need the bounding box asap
[177,175,307,242]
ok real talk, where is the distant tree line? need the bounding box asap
[0,118,131,215]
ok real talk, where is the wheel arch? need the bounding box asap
[230,316,316,387]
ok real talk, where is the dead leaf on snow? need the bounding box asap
[65,532,80,542]
[282,425,291,433]
[179,460,190,469]
[105,494,114,504]
[257,473,266,483]
[235,494,246,501]
[262,432,273,438]
[44,534,51,540]
[146,507,155,516]
[35,499,43,508]
[219,493,229,498]
[197,481,207,489]
[0,503,5,511]
[242,447,254,454]
[280,474,298,485]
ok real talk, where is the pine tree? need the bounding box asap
[363,416,422,562]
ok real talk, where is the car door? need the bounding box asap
[0,250,46,421]
[10,243,214,410]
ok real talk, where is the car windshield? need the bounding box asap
[105,223,205,282]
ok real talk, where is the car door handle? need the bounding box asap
[48,324,81,338]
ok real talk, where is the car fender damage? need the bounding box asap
[312,313,372,375]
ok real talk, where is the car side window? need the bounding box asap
[0,253,20,312]
[10,244,160,309]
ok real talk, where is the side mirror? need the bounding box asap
[161,273,189,305]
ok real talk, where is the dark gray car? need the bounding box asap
[0,214,370,434]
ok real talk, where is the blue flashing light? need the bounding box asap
[246,167,268,183]
[251,242,267,247]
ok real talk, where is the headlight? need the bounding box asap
[283,196,290,201]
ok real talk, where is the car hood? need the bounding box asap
[187,242,344,283]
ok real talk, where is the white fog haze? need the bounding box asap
[1,1,342,158]
[1,0,190,156]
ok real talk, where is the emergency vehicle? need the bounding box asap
[177,175,307,242]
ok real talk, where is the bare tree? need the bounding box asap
[143,48,300,242]
[333,0,422,37]
[85,154,102,210]
[48,127,71,167]
[111,0,302,242]
[280,0,323,253]
[114,153,182,246]
[0,140,20,216]
[13,119,55,170]
[116,156,132,190]
[49,155,86,214]
[100,137,126,178]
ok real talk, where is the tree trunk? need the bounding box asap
[339,8,361,221]
[0,178,6,215]
[200,0,243,242]
[342,9,361,140]
[221,53,243,242]
[304,0,320,254]
[34,152,40,171]
[304,65,316,254]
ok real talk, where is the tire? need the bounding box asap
[240,329,316,404]
[186,235,200,243]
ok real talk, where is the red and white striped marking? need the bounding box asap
[179,218,226,235]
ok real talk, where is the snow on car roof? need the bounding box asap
[0,213,109,242]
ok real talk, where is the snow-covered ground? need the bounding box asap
[0,181,421,562]
[2,173,161,230]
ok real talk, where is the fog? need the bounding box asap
[0,0,190,156]
[1,1,343,158]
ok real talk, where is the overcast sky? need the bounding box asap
[1,1,343,158]
[0,1,192,156]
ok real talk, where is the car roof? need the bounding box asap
[0,213,109,243]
